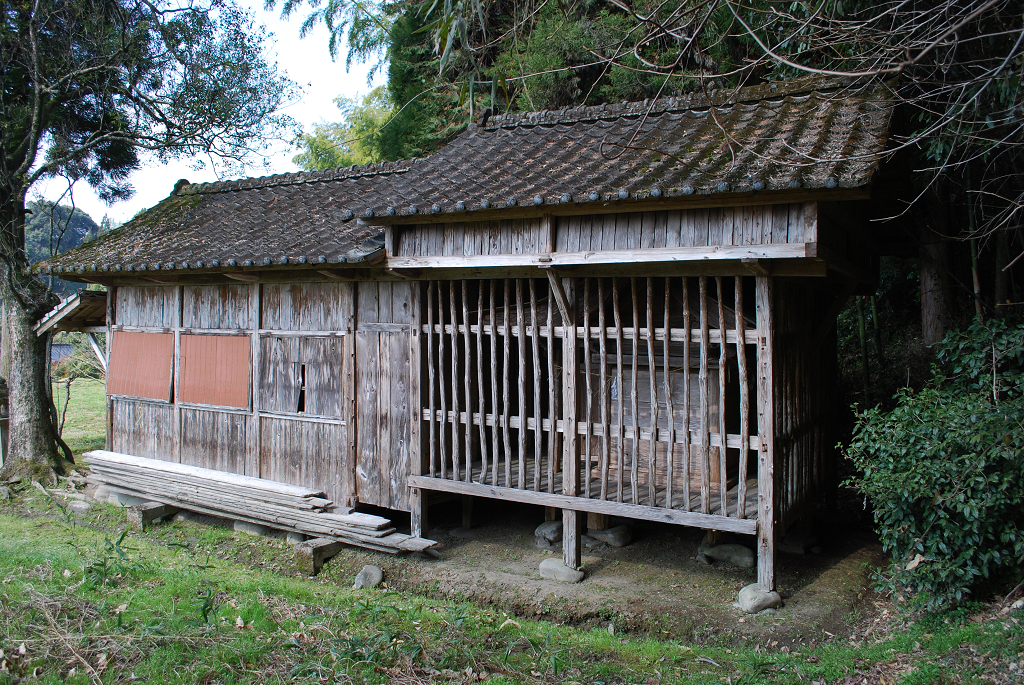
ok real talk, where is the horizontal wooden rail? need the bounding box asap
[419,408,760,450]
[421,323,758,345]
[408,475,757,534]
[389,244,814,270]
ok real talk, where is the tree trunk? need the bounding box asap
[920,216,950,346]
[994,230,1011,317]
[0,194,66,482]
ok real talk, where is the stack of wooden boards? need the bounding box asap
[84,450,436,554]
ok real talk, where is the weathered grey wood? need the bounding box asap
[629,278,640,504]
[645,278,658,507]
[295,538,346,575]
[427,283,437,478]
[735,276,750,519]
[597,279,610,501]
[698,277,711,514]
[116,286,178,327]
[408,475,757,534]
[437,283,448,480]
[126,502,179,531]
[716,277,729,515]
[409,281,426,538]
[340,282,357,507]
[477,283,490,485]
[612,279,625,503]
[582,278,593,498]
[501,279,512,487]
[449,281,461,481]
[546,290,557,493]
[681,278,692,511]
[180,408,247,474]
[249,282,261,480]
[173,286,183,463]
[462,280,473,482]
[516,279,527,489]
[663,277,675,509]
[111,400,176,462]
[529,279,543,492]
[756,275,776,591]
[105,286,115,451]
[489,281,501,486]
[561,276,581,570]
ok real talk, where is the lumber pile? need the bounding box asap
[84,450,436,554]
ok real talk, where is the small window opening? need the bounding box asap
[297,363,307,413]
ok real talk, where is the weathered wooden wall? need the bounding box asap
[395,204,816,258]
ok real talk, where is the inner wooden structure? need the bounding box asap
[88,199,859,592]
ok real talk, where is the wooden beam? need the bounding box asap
[295,538,345,576]
[755,276,776,592]
[86,332,107,372]
[389,243,815,271]
[318,269,358,281]
[407,475,758,534]
[546,271,572,325]
[224,272,260,282]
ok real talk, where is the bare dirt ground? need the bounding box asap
[311,495,889,649]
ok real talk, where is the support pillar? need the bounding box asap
[755,275,776,592]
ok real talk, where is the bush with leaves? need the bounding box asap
[846,318,1024,610]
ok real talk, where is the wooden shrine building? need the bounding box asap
[38,76,901,593]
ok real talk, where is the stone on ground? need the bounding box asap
[286,532,307,545]
[353,564,384,589]
[588,525,632,548]
[703,543,755,568]
[738,583,783,614]
[0,486,10,502]
[534,520,562,543]
[539,558,585,583]
[580,534,605,551]
[234,520,269,536]
[780,526,817,555]
[68,500,92,515]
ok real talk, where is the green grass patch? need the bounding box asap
[52,377,106,455]
[0,494,1020,684]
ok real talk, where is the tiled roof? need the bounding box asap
[40,76,893,276]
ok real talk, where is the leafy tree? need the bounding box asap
[0,0,294,480]
[293,87,392,170]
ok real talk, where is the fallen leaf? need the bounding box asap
[235,616,245,628]
[498,618,520,630]
[906,554,926,571]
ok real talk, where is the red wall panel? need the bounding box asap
[179,334,251,408]
[107,332,174,401]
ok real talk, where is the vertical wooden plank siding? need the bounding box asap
[756,275,776,592]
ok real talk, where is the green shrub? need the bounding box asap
[846,318,1024,610]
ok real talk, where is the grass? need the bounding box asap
[3,373,1017,683]
[52,377,106,455]
[0,493,1020,684]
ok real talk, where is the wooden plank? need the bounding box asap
[756,275,776,592]
[388,328,411,511]
[427,283,437,478]
[561,277,580,570]
[180,408,246,474]
[105,287,115,451]
[340,282,356,507]
[408,476,757,534]
[546,288,557,493]
[449,282,461,481]
[436,283,448,480]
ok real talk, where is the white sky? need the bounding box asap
[30,0,383,224]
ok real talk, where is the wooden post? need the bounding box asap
[462,495,474,529]
[587,512,609,531]
[341,282,357,507]
[173,285,183,463]
[248,282,261,478]
[549,272,581,570]
[755,275,776,592]
[410,282,427,538]
[105,287,116,452]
